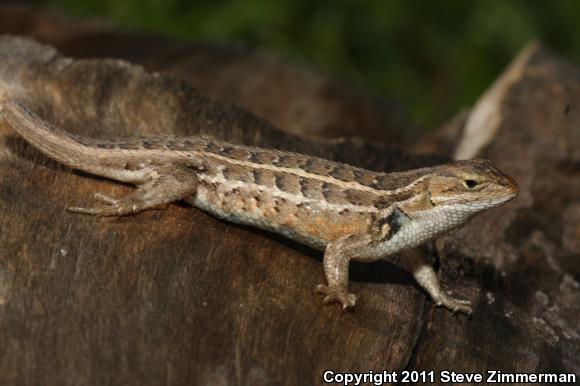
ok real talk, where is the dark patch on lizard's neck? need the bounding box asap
[385,207,410,236]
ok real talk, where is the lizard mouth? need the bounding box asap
[501,174,519,200]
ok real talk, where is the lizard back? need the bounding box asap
[187,137,429,250]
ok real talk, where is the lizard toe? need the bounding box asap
[67,206,100,215]
[316,284,357,310]
[93,192,119,205]
[435,294,472,316]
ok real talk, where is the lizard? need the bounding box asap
[1,99,518,315]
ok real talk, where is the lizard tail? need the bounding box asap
[1,99,98,169]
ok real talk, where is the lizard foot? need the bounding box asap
[434,293,472,315]
[67,192,142,216]
[316,284,356,311]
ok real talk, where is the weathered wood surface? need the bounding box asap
[0,9,578,386]
[0,4,417,145]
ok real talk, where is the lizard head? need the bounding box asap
[426,159,519,216]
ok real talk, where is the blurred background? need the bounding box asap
[33,0,580,128]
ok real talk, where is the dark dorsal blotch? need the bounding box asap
[248,152,261,163]
[299,177,323,200]
[224,163,253,183]
[252,170,262,184]
[318,182,346,205]
[166,140,179,150]
[252,169,275,187]
[272,154,289,166]
[248,150,278,165]
[204,141,222,153]
[345,189,372,206]
[299,177,308,197]
[220,145,250,160]
[275,175,286,190]
[95,142,115,149]
[352,169,365,179]
[300,158,335,175]
[298,158,317,172]
[321,182,332,200]
[373,196,394,210]
[220,146,237,155]
[276,153,305,168]
[352,169,379,187]
[221,166,231,180]
[329,165,355,182]
[368,174,392,190]
[187,161,208,174]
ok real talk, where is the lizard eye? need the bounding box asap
[463,179,478,189]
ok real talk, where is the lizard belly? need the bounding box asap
[192,184,370,250]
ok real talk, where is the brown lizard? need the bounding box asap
[1,99,518,315]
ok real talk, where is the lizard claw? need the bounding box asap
[316,284,357,311]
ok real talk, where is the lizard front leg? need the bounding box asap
[68,163,198,216]
[402,247,472,315]
[316,234,379,310]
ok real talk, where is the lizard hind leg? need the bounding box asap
[68,163,199,216]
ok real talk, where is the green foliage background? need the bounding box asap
[41,0,580,128]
